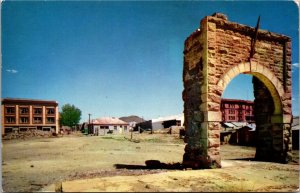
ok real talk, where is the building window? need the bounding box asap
[34,108,42,115]
[20,107,29,114]
[124,126,127,131]
[114,126,117,130]
[20,127,28,132]
[46,108,55,115]
[229,116,235,120]
[43,127,51,131]
[33,117,42,124]
[20,117,29,123]
[46,117,55,123]
[5,117,15,123]
[229,109,235,114]
[5,107,15,114]
[5,128,13,133]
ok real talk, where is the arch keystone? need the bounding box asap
[237,62,245,73]
[244,62,250,73]
[250,60,258,72]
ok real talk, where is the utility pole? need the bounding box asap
[88,113,91,135]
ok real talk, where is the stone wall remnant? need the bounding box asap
[182,13,292,169]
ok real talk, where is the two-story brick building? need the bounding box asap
[221,98,254,123]
[1,98,59,136]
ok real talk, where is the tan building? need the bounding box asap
[86,117,130,135]
[1,98,59,135]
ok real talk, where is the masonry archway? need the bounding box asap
[219,62,286,162]
[182,13,292,169]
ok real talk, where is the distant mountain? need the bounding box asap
[119,115,145,123]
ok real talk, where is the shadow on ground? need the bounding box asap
[226,157,256,161]
[114,160,184,170]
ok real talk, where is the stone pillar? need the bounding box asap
[182,15,222,169]
[253,76,274,161]
[253,77,292,163]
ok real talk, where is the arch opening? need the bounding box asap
[219,73,283,163]
[217,63,291,164]
[220,74,256,150]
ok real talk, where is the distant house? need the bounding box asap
[119,115,145,129]
[221,122,255,146]
[229,124,256,146]
[151,114,184,131]
[87,117,129,135]
[132,114,184,133]
[135,120,152,132]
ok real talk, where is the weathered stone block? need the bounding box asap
[208,22,216,32]
[208,130,220,138]
[207,93,221,103]
[232,36,241,42]
[219,47,228,54]
[208,138,220,148]
[208,122,220,130]
[204,111,222,122]
[207,102,220,111]
[193,111,204,122]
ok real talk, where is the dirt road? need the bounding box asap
[2,133,299,192]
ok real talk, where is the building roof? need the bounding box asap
[2,98,58,105]
[119,115,145,123]
[90,117,129,126]
[221,98,254,104]
[152,114,184,123]
[231,122,248,128]
[243,123,256,131]
[222,122,236,128]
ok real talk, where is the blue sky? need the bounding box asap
[2,1,299,121]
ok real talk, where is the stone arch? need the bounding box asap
[182,13,292,169]
[217,61,284,116]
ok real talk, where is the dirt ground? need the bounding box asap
[2,133,299,192]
